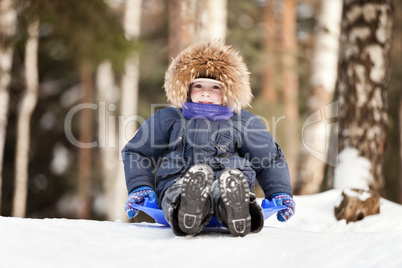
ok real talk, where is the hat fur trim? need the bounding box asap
[163,41,253,114]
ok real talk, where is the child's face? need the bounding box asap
[190,80,223,105]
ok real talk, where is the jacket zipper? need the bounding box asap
[177,127,185,153]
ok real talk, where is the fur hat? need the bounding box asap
[163,41,253,113]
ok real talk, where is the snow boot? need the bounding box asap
[217,169,251,237]
[178,164,214,235]
[249,193,264,233]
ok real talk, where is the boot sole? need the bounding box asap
[219,169,251,236]
[178,164,213,234]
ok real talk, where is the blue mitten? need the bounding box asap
[271,193,295,222]
[125,186,157,219]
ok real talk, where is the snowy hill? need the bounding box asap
[1,189,402,268]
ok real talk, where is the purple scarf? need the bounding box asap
[182,102,234,121]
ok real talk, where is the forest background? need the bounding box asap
[0,0,401,222]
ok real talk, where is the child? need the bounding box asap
[122,41,295,237]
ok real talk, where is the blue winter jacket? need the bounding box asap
[122,107,293,204]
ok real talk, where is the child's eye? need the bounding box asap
[212,85,222,90]
[193,84,202,88]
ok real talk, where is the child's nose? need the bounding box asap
[201,91,210,97]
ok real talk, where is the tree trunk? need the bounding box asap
[12,19,39,218]
[77,59,94,219]
[395,0,402,205]
[0,0,17,214]
[194,0,227,43]
[111,0,143,222]
[168,0,197,59]
[399,95,402,203]
[205,0,227,41]
[334,0,393,193]
[295,0,343,195]
[168,0,227,59]
[281,0,299,186]
[96,61,119,220]
[261,0,278,103]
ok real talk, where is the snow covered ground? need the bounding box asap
[1,189,401,268]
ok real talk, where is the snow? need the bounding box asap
[334,147,373,190]
[342,188,372,201]
[1,189,402,268]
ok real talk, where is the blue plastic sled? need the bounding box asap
[132,198,287,227]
